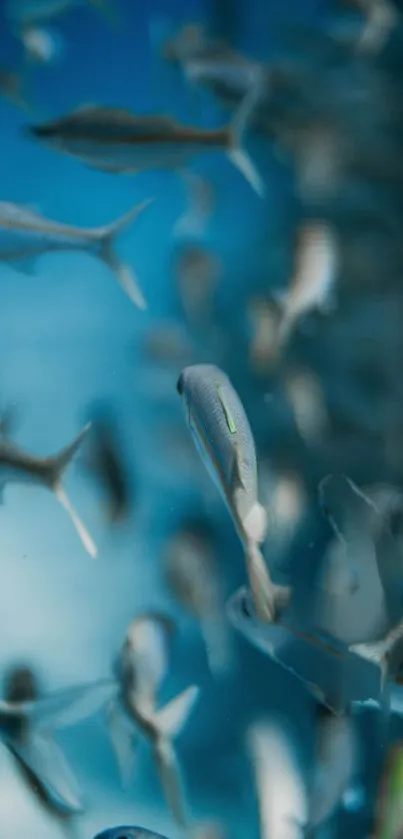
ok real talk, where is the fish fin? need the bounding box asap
[45,423,97,558]
[152,736,188,827]
[95,199,154,309]
[242,502,268,543]
[227,70,266,198]
[348,637,391,690]
[154,685,200,739]
[107,700,137,787]
[23,679,118,732]
[244,540,292,623]
[8,732,83,812]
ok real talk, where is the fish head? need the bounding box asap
[93,829,170,839]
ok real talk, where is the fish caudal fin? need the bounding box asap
[227,70,266,198]
[95,199,154,309]
[245,540,292,623]
[155,685,200,739]
[47,424,97,558]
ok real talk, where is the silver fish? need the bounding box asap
[27,102,265,198]
[107,613,200,827]
[0,199,153,309]
[177,364,291,622]
[0,675,117,830]
[0,422,96,557]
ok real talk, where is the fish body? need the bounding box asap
[108,614,199,827]
[0,199,153,309]
[27,103,264,196]
[0,423,97,557]
[177,364,291,622]
[94,829,170,839]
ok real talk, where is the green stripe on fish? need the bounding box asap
[216,383,237,434]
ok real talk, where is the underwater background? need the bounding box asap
[1,0,403,837]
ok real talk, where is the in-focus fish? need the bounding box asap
[0,199,153,309]
[247,717,307,839]
[93,829,170,839]
[27,100,265,198]
[164,519,234,676]
[373,742,403,839]
[107,613,200,827]
[0,675,117,824]
[177,364,291,622]
[84,402,132,525]
[0,422,96,557]
[275,222,339,351]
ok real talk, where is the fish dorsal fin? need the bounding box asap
[215,381,237,435]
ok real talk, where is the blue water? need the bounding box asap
[0,0,399,837]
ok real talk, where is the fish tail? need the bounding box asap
[227,69,266,198]
[151,685,199,826]
[46,424,97,558]
[95,199,154,309]
[245,540,292,623]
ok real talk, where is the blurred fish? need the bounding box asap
[247,298,282,373]
[0,66,30,111]
[284,368,328,446]
[352,0,400,55]
[6,0,116,27]
[247,717,307,839]
[164,520,234,676]
[142,323,194,366]
[27,100,265,198]
[191,820,227,839]
[177,364,291,623]
[0,199,153,309]
[275,222,339,351]
[373,742,403,838]
[260,466,308,565]
[0,676,117,824]
[93,829,170,839]
[108,613,200,826]
[0,422,96,557]
[174,244,221,326]
[21,24,66,65]
[3,665,40,703]
[84,402,131,525]
[307,709,358,831]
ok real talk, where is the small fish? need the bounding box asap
[352,0,400,55]
[284,368,328,446]
[0,199,153,309]
[373,742,403,839]
[84,402,132,525]
[93,829,170,839]
[0,676,117,825]
[247,717,307,839]
[307,709,358,831]
[174,244,221,327]
[142,323,194,366]
[0,422,96,557]
[247,298,282,372]
[164,520,234,676]
[0,67,30,111]
[27,100,265,198]
[21,24,65,65]
[107,613,200,827]
[177,364,291,623]
[275,222,339,350]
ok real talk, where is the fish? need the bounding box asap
[107,613,200,827]
[21,24,66,65]
[0,199,153,309]
[84,402,132,524]
[93,829,170,839]
[247,298,282,372]
[307,709,358,831]
[0,422,97,557]
[247,717,307,839]
[26,99,265,198]
[352,0,400,55]
[6,0,115,27]
[0,675,117,825]
[275,222,339,351]
[373,742,403,839]
[0,66,30,111]
[177,364,291,623]
[164,519,234,676]
[174,244,221,328]
[283,368,328,446]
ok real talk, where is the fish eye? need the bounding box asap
[176,373,185,396]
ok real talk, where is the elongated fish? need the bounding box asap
[107,613,200,827]
[0,199,153,309]
[26,99,265,198]
[0,674,116,829]
[0,422,96,557]
[177,364,291,623]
